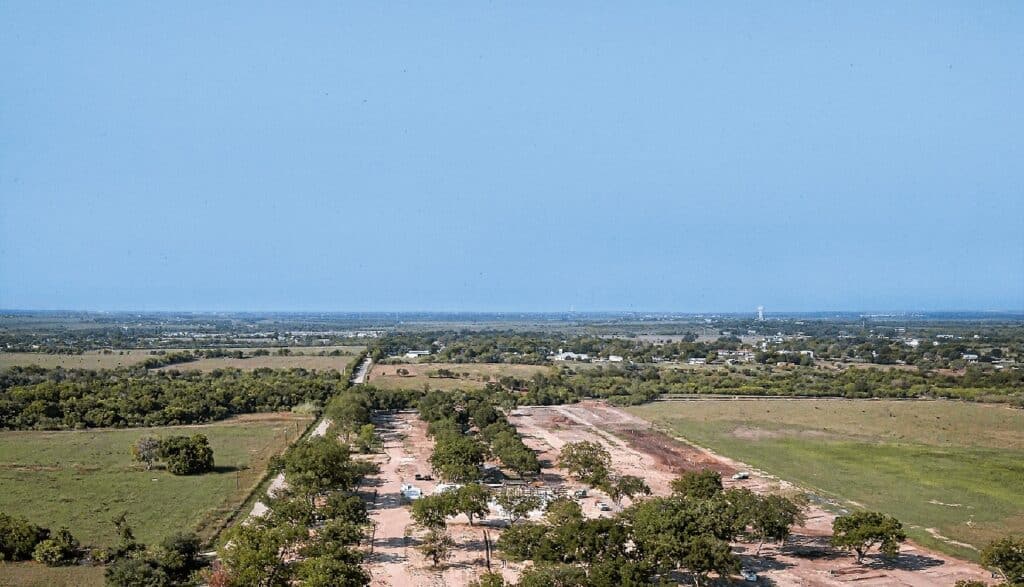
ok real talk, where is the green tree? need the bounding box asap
[219,521,304,587]
[158,434,214,475]
[747,494,806,555]
[558,441,611,486]
[670,469,722,500]
[296,554,370,587]
[452,484,490,526]
[152,531,201,581]
[104,558,170,587]
[602,475,651,506]
[495,488,542,525]
[418,529,455,567]
[0,513,49,561]
[430,434,486,482]
[282,436,374,502]
[469,571,506,587]
[544,498,584,527]
[831,511,906,563]
[980,535,1024,585]
[682,534,740,587]
[411,493,456,529]
[31,527,79,566]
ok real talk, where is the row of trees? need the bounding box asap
[216,434,378,586]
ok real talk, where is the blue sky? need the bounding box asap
[1,2,1021,312]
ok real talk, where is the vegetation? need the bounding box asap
[628,399,1024,558]
[0,413,310,547]
[980,535,1024,585]
[217,426,375,586]
[496,468,806,587]
[0,366,352,430]
[831,511,907,562]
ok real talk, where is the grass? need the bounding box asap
[0,350,152,370]
[0,562,105,587]
[626,399,1024,560]
[0,412,311,547]
[367,362,550,391]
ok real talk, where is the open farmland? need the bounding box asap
[366,362,548,391]
[0,412,311,547]
[627,399,1024,560]
[0,350,153,370]
[0,345,364,371]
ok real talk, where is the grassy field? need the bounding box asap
[0,345,363,371]
[0,563,105,587]
[0,412,311,547]
[626,399,1024,560]
[367,362,549,391]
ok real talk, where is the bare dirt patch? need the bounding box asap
[511,401,991,587]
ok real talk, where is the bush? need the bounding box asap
[0,512,49,561]
[32,528,79,566]
[105,557,171,587]
[159,434,214,475]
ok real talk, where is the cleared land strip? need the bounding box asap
[512,401,991,587]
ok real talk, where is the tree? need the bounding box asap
[32,527,79,566]
[354,424,377,453]
[322,493,370,527]
[153,531,202,581]
[411,494,456,529]
[558,441,611,486]
[670,469,722,500]
[158,434,214,475]
[282,436,373,502]
[0,513,49,561]
[131,436,161,470]
[219,521,304,587]
[495,488,542,525]
[602,475,651,506]
[296,554,370,587]
[682,534,740,587]
[418,529,455,567]
[430,434,486,482]
[105,557,171,587]
[831,511,906,562]
[747,494,806,555]
[517,564,588,587]
[980,535,1024,585]
[452,484,490,526]
[544,498,584,527]
[469,572,506,587]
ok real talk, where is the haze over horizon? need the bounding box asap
[2,2,1022,312]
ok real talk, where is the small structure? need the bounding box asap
[400,484,423,500]
[404,350,430,359]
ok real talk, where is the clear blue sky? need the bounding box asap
[1,2,1022,312]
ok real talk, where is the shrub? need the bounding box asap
[159,434,214,475]
[0,512,49,561]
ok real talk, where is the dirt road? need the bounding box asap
[364,412,522,586]
[511,401,991,587]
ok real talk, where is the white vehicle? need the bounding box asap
[741,568,757,581]
[731,471,750,480]
[596,502,611,511]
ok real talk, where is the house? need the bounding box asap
[404,350,431,359]
[687,357,707,365]
[552,350,590,361]
[962,354,979,363]
[608,355,624,362]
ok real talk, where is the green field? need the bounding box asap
[0,345,364,371]
[0,412,311,547]
[626,399,1024,560]
[367,362,549,390]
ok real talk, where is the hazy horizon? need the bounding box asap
[2,2,1022,311]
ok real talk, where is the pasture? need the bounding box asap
[366,362,549,391]
[0,412,311,547]
[0,345,364,371]
[627,399,1024,560]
